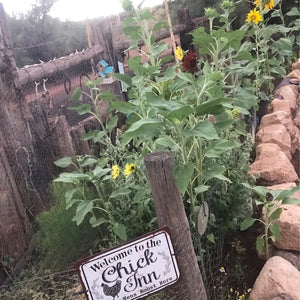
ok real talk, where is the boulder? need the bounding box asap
[256,124,292,160]
[249,256,300,300]
[250,144,298,185]
[274,85,298,114]
[268,99,291,115]
[272,250,300,271]
[267,182,297,191]
[293,111,300,128]
[260,111,296,142]
[273,204,300,251]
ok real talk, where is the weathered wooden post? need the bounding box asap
[177,8,194,51]
[144,151,207,300]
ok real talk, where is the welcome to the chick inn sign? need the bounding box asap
[77,228,180,300]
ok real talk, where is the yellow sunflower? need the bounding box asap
[254,0,274,9]
[175,46,184,61]
[124,163,136,178]
[246,8,263,24]
[111,165,120,179]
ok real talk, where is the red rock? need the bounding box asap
[273,205,300,251]
[250,144,298,185]
[249,256,300,300]
[256,125,292,160]
[274,85,298,113]
[269,99,291,115]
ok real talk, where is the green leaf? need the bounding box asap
[89,216,109,227]
[270,207,282,220]
[126,118,162,133]
[153,21,169,31]
[65,188,77,203]
[286,7,300,16]
[206,233,215,244]
[107,115,119,133]
[194,185,210,195]
[269,223,281,240]
[111,101,135,114]
[123,25,142,40]
[99,90,116,102]
[53,172,89,183]
[92,166,111,178]
[205,139,236,158]
[256,236,265,252]
[71,87,82,101]
[176,72,195,84]
[69,103,92,115]
[145,92,174,111]
[282,197,300,204]
[113,223,127,241]
[54,157,73,168]
[73,200,94,225]
[167,106,194,122]
[66,198,82,210]
[81,157,98,167]
[240,218,256,230]
[196,98,229,116]
[152,43,169,57]
[203,163,228,182]
[185,121,218,140]
[272,38,293,56]
[110,187,131,198]
[81,131,106,143]
[173,162,194,194]
[155,136,180,151]
[113,73,132,87]
[275,186,300,200]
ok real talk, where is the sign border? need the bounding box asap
[76,227,180,300]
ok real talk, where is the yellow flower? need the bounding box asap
[265,0,274,9]
[246,8,263,24]
[124,163,136,178]
[175,46,184,61]
[112,165,120,179]
[230,288,233,293]
[254,0,274,9]
[247,288,252,293]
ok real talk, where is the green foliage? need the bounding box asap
[240,185,300,259]
[36,184,101,270]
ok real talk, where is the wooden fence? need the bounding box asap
[0,2,207,289]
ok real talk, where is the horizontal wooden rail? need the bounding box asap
[17,45,104,85]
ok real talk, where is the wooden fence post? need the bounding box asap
[144,151,207,300]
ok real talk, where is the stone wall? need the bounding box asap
[249,60,300,299]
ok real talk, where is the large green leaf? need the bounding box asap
[69,103,92,115]
[126,118,162,133]
[173,162,194,194]
[113,223,127,241]
[54,157,73,168]
[184,121,218,140]
[53,172,90,183]
[107,115,119,133]
[240,217,256,231]
[256,236,265,252]
[167,106,194,123]
[81,130,106,143]
[270,207,282,221]
[113,73,132,87]
[269,223,281,240]
[202,162,230,183]
[110,187,131,198]
[89,216,109,228]
[205,139,236,158]
[80,157,98,167]
[196,98,229,116]
[153,21,169,31]
[176,72,195,84]
[123,25,142,40]
[111,101,135,114]
[71,87,82,101]
[145,92,174,111]
[155,136,180,151]
[73,200,94,225]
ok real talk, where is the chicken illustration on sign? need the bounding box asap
[77,228,180,300]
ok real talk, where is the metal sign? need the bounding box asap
[77,228,180,300]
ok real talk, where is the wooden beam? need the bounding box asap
[17,45,104,85]
[144,152,207,300]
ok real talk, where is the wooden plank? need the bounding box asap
[144,152,207,300]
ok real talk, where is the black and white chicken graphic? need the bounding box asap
[101,280,122,300]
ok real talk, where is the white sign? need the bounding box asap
[77,228,180,300]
